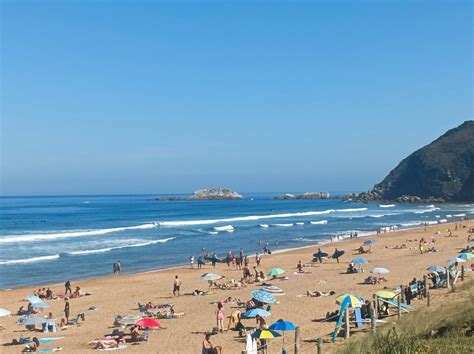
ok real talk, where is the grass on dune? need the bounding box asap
[338,280,474,354]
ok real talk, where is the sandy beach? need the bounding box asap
[1,220,473,353]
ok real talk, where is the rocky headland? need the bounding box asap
[347,120,474,203]
[157,188,244,201]
[273,192,330,200]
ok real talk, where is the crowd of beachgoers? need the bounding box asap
[0,220,473,353]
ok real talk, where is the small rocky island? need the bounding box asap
[157,188,244,201]
[273,192,330,200]
[346,120,474,203]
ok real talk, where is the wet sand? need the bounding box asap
[1,220,472,353]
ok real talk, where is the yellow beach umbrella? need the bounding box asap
[375,290,397,299]
[335,294,363,307]
[251,329,282,339]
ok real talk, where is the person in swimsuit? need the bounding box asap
[216,303,224,332]
[65,280,72,296]
[202,333,222,354]
[64,298,70,323]
[173,275,182,297]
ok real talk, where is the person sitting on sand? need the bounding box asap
[22,337,40,352]
[202,333,222,354]
[306,290,335,297]
[347,263,357,274]
[296,260,305,273]
[257,271,266,282]
[255,314,268,330]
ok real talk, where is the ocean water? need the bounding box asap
[1,194,473,289]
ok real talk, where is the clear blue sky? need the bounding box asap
[1,0,472,196]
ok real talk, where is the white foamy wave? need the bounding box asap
[379,204,395,208]
[0,255,60,265]
[272,223,294,227]
[439,219,448,223]
[213,225,234,232]
[310,220,328,225]
[400,222,422,227]
[0,223,158,244]
[259,224,269,228]
[336,208,368,212]
[446,214,452,218]
[158,210,335,227]
[369,215,385,218]
[295,222,305,225]
[67,237,175,255]
[453,213,466,217]
[293,237,314,242]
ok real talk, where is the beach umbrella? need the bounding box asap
[458,253,474,260]
[335,294,363,307]
[251,329,282,339]
[364,240,376,245]
[19,317,49,326]
[32,301,49,308]
[251,290,277,304]
[135,318,160,328]
[375,291,397,299]
[371,267,389,274]
[427,265,446,273]
[267,268,285,277]
[351,258,369,264]
[269,319,297,331]
[0,308,11,317]
[201,273,222,281]
[243,308,271,318]
[447,257,465,264]
[27,295,42,304]
[262,286,286,296]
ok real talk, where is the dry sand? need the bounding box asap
[1,221,473,353]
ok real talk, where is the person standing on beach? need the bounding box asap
[173,275,182,297]
[64,298,70,324]
[197,256,203,269]
[65,280,72,296]
[189,255,194,269]
[316,248,323,263]
[216,302,224,332]
[116,261,121,274]
[256,252,261,267]
[333,248,340,263]
[113,262,117,274]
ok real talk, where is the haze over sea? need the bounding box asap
[1,194,472,289]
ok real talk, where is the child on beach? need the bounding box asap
[216,303,224,332]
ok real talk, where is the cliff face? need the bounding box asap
[355,121,474,202]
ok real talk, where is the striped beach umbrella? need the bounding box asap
[251,290,277,304]
[262,286,286,296]
[335,294,363,307]
[251,329,282,339]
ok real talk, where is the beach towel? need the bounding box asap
[38,348,62,352]
[97,345,127,351]
[39,337,64,343]
[354,308,364,328]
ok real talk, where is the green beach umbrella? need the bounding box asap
[267,268,285,277]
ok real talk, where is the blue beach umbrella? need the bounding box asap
[447,257,465,264]
[27,295,42,304]
[251,329,282,339]
[371,267,389,274]
[31,301,49,308]
[243,308,271,318]
[427,265,446,273]
[364,240,376,245]
[458,253,474,260]
[351,258,369,264]
[269,319,297,331]
[251,290,277,304]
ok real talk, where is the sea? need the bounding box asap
[1,193,473,289]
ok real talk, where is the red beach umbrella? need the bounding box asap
[135,318,160,328]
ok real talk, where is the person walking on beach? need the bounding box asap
[316,248,323,263]
[65,280,72,296]
[113,262,117,274]
[173,275,182,297]
[197,256,203,269]
[256,252,261,267]
[333,248,340,263]
[64,298,70,324]
[216,303,224,332]
[189,255,195,269]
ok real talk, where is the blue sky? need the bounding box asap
[1,0,472,196]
